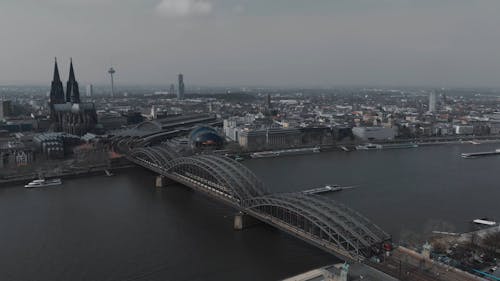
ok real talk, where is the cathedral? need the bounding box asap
[49,59,97,136]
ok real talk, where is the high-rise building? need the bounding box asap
[151,105,157,119]
[0,100,12,119]
[178,74,185,100]
[86,84,93,98]
[429,92,437,113]
[169,84,176,95]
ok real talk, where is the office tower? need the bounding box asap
[86,84,93,98]
[429,92,437,113]
[169,84,176,95]
[0,100,12,119]
[151,105,157,119]
[108,67,116,98]
[178,74,185,100]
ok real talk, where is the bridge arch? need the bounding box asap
[244,193,390,258]
[163,155,268,202]
[129,146,267,202]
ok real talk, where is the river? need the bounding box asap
[0,143,498,280]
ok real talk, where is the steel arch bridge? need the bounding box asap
[129,148,268,204]
[243,193,391,259]
[130,145,182,166]
[127,145,390,261]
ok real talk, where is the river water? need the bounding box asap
[0,143,498,280]
[246,143,500,240]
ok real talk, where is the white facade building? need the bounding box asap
[352,126,396,140]
[454,125,474,135]
[223,114,256,141]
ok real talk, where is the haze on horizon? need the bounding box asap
[1,0,500,88]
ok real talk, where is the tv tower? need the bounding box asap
[108,66,116,98]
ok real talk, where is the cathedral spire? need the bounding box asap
[50,57,65,107]
[68,58,75,81]
[66,58,80,103]
[53,57,61,82]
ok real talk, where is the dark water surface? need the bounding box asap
[0,143,498,280]
[0,169,335,281]
[246,143,500,240]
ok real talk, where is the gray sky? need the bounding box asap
[1,0,500,87]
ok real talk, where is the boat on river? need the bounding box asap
[356,143,383,150]
[461,149,500,159]
[250,147,320,158]
[382,143,418,149]
[25,178,62,188]
[302,184,356,195]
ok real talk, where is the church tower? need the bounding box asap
[66,59,80,103]
[48,57,97,135]
[49,58,65,105]
[49,58,65,121]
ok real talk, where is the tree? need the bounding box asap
[482,232,500,253]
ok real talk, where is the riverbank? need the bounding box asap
[0,162,135,188]
[370,246,487,281]
[226,136,500,160]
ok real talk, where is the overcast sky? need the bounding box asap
[1,0,500,87]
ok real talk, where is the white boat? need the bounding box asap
[472,219,497,226]
[340,146,352,152]
[250,151,280,158]
[382,143,419,149]
[356,143,383,150]
[303,184,343,195]
[250,147,320,158]
[104,169,114,177]
[25,178,62,188]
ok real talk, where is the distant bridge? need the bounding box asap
[125,145,391,261]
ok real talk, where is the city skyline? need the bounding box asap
[1,48,500,280]
[1,2,499,281]
[1,0,500,87]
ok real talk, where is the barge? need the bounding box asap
[250,147,320,158]
[461,149,500,159]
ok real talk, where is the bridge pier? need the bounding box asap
[234,212,261,230]
[155,175,174,188]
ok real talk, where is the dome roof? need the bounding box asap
[189,126,223,149]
